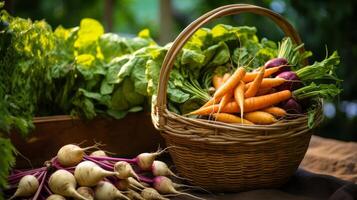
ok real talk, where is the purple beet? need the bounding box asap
[281,98,302,114]
[264,58,288,68]
[276,71,303,91]
[264,57,290,76]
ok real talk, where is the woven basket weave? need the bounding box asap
[152,4,323,192]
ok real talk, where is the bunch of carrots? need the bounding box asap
[188,58,294,125]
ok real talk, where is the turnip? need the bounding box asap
[276,71,302,91]
[57,144,99,167]
[126,189,145,200]
[95,181,130,200]
[141,188,169,200]
[128,177,149,189]
[76,187,94,200]
[46,194,66,200]
[114,161,139,180]
[9,175,39,200]
[48,169,88,200]
[115,178,131,191]
[135,147,169,171]
[153,176,205,200]
[90,150,107,157]
[152,160,185,179]
[74,161,118,187]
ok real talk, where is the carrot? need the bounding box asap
[243,90,292,112]
[245,78,286,90]
[244,111,277,125]
[213,67,245,99]
[212,75,223,89]
[218,73,233,108]
[262,107,287,117]
[189,90,292,115]
[202,73,231,108]
[243,65,284,82]
[234,81,245,120]
[213,113,253,124]
[244,66,265,98]
[256,88,276,96]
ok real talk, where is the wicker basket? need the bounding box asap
[152,4,323,192]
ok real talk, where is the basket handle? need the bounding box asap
[156,4,303,124]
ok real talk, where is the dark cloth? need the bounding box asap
[174,169,357,200]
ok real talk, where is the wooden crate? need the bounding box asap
[11,112,163,168]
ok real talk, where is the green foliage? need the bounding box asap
[0,138,16,198]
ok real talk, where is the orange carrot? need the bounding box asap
[202,73,231,108]
[213,113,253,124]
[256,88,276,96]
[243,90,291,112]
[262,107,287,117]
[213,67,245,99]
[189,90,292,115]
[212,75,223,89]
[218,73,233,108]
[234,81,245,120]
[244,111,277,125]
[243,65,283,82]
[245,78,286,90]
[244,66,265,98]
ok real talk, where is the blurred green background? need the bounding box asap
[4,0,357,141]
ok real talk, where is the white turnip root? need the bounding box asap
[126,189,145,200]
[115,179,130,191]
[46,194,66,200]
[114,161,139,180]
[153,176,205,200]
[57,144,98,167]
[95,181,130,200]
[74,161,118,187]
[9,175,39,200]
[141,188,169,200]
[152,160,186,180]
[76,187,94,200]
[128,177,149,189]
[48,169,88,200]
[135,147,170,170]
[90,150,107,157]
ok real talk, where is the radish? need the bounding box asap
[90,150,107,157]
[9,175,39,200]
[74,161,118,187]
[126,189,145,200]
[141,188,169,200]
[46,194,66,200]
[57,144,98,167]
[114,161,139,180]
[48,169,88,200]
[153,176,205,200]
[76,187,94,200]
[95,181,130,200]
[152,160,184,179]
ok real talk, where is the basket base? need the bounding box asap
[163,132,311,192]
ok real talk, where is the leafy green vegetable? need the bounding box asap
[296,51,341,83]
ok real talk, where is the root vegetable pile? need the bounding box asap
[5,144,203,200]
[186,38,342,126]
